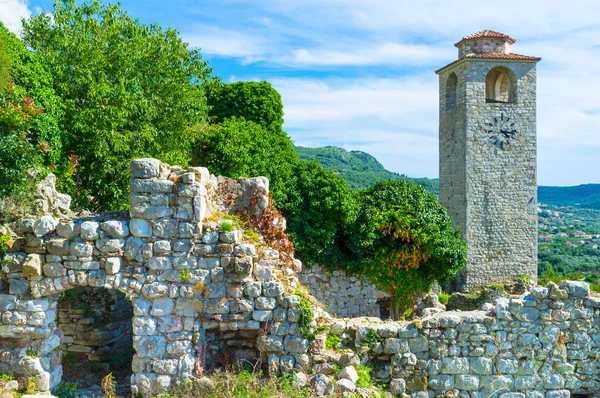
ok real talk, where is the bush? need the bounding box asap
[345,180,466,310]
[0,24,64,205]
[280,161,358,266]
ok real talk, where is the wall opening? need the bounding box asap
[204,328,261,373]
[485,66,516,103]
[57,287,133,396]
[445,72,458,110]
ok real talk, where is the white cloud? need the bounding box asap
[284,42,451,67]
[183,27,267,59]
[271,77,440,178]
[0,0,31,34]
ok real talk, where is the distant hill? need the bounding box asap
[538,185,600,210]
[295,145,600,209]
[294,145,439,194]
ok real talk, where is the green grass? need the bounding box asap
[0,233,10,255]
[169,370,312,398]
[325,334,341,351]
[355,365,374,389]
[437,292,450,305]
[220,221,234,232]
[243,230,260,243]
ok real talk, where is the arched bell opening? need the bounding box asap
[485,66,517,103]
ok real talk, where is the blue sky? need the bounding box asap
[3,0,600,186]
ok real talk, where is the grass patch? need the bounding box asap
[243,230,260,243]
[169,370,311,398]
[355,365,374,388]
[325,334,341,351]
[220,221,234,232]
[0,234,10,255]
[437,292,450,305]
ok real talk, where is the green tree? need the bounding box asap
[207,81,284,133]
[281,161,359,266]
[346,180,466,309]
[22,0,215,211]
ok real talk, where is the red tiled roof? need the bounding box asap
[455,30,516,46]
[435,52,541,74]
[465,53,540,61]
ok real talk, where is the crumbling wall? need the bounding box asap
[313,280,599,397]
[2,158,598,398]
[0,159,311,396]
[299,265,389,318]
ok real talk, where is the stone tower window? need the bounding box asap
[485,66,516,103]
[446,72,458,111]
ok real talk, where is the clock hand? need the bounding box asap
[500,129,516,138]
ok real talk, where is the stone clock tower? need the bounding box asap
[436,30,541,291]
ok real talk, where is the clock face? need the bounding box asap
[483,113,517,149]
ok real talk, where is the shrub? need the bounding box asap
[345,180,466,311]
[280,161,358,266]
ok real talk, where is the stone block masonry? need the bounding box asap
[437,32,540,291]
[299,265,390,318]
[57,287,133,362]
[318,280,600,397]
[2,158,599,397]
[0,158,312,396]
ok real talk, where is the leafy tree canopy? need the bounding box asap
[281,160,359,266]
[346,180,466,308]
[22,0,216,210]
[207,81,284,133]
[193,116,298,206]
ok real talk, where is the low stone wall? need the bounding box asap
[314,280,599,397]
[299,265,389,318]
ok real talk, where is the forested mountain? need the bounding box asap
[296,145,600,209]
[538,185,600,210]
[294,145,439,194]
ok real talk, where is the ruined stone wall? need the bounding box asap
[299,265,389,318]
[316,280,599,397]
[0,159,312,396]
[3,159,598,398]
